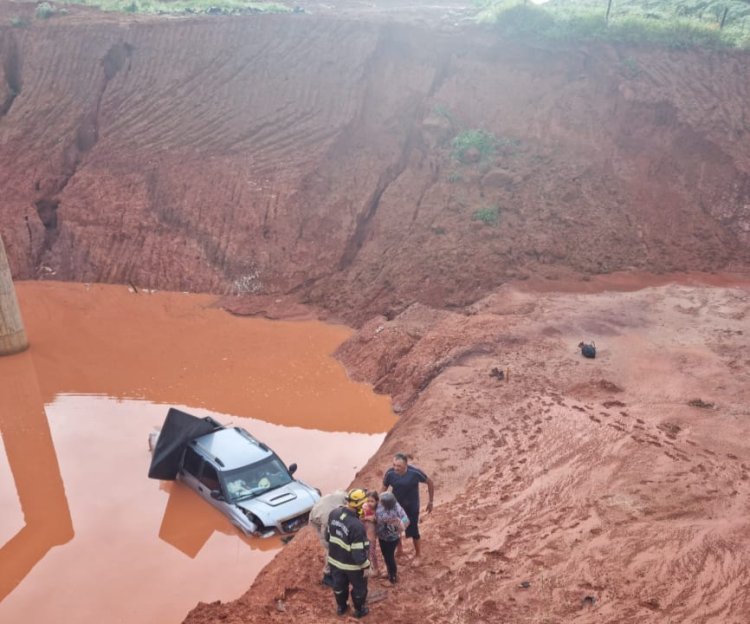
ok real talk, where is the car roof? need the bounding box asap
[192,427,273,471]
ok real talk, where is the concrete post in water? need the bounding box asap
[0,235,29,355]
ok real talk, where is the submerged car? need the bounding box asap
[148,408,320,537]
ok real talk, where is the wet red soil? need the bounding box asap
[2,4,750,325]
[2,2,750,623]
[0,282,394,623]
[186,276,750,624]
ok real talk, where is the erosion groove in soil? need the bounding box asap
[0,14,748,320]
[1,4,750,623]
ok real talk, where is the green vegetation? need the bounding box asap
[451,129,520,165]
[10,16,30,27]
[472,205,501,225]
[452,129,498,163]
[60,0,291,16]
[447,171,464,183]
[432,104,457,126]
[474,0,750,49]
[35,2,57,18]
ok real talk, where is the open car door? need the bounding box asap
[148,408,222,480]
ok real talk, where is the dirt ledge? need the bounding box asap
[185,278,750,624]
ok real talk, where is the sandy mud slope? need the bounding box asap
[185,278,750,624]
[1,9,749,323]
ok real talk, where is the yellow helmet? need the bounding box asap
[346,488,367,509]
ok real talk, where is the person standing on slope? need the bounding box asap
[382,452,434,566]
[327,488,371,618]
[309,489,348,587]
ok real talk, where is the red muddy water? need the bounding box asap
[0,282,396,624]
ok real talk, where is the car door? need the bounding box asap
[180,447,218,500]
[180,447,239,519]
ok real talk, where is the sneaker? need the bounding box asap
[336,604,349,616]
[389,574,397,584]
[353,606,369,618]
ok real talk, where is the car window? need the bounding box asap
[224,456,293,502]
[199,463,221,492]
[183,447,202,476]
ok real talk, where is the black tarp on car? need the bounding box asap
[148,408,223,480]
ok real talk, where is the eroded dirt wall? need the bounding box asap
[1,15,749,322]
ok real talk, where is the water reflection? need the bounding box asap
[0,351,73,603]
[158,481,282,559]
[0,282,395,624]
[0,394,385,624]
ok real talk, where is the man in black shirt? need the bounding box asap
[382,453,434,565]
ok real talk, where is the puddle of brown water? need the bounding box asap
[12,281,394,433]
[0,282,396,624]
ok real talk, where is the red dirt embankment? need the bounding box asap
[1,10,750,324]
[3,5,750,623]
[186,276,750,624]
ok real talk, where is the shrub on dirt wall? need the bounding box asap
[451,129,499,163]
[472,205,501,225]
[35,2,56,18]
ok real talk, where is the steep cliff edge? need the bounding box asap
[1,13,749,324]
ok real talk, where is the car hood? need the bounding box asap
[235,481,318,523]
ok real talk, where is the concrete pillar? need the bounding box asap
[0,234,29,355]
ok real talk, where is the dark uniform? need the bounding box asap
[326,505,370,617]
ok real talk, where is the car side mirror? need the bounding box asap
[288,463,298,476]
[210,490,224,501]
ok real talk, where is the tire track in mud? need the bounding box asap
[105,19,363,164]
[425,394,750,623]
[341,285,750,623]
[93,19,375,291]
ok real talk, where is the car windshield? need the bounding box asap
[223,456,293,502]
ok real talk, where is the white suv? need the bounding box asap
[149,408,321,536]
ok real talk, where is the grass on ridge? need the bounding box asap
[474,0,750,49]
[60,0,291,16]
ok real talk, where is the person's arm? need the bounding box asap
[396,503,410,529]
[350,522,370,567]
[383,469,392,491]
[425,476,435,513]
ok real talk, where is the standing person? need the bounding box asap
[309,490,348,587]
[375,492,409,584]
[382,453,434,566]
[361,491,381,577]
[327,488,370,618]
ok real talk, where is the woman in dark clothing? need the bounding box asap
[375,492,409,584]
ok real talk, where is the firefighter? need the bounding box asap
[310,489,348,586]
[326,487,370,618]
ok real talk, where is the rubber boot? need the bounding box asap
[354,605,369,618]
[352,594,368,618]
[334,589,349,616]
